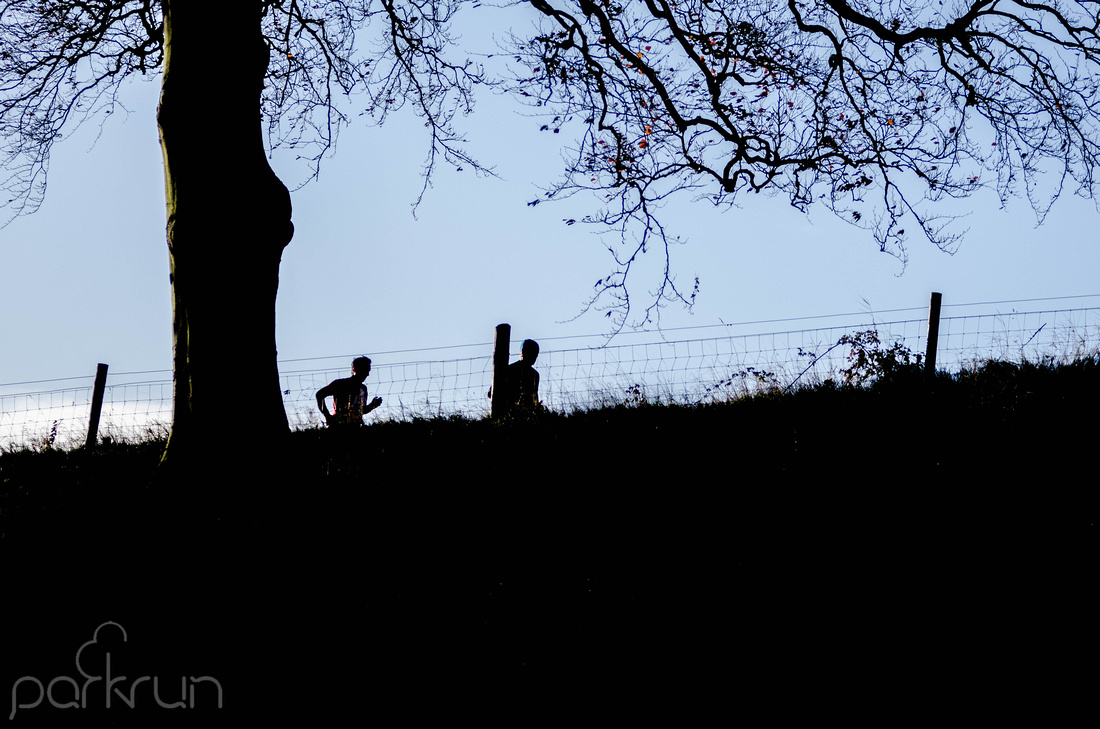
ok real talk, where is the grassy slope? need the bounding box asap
[1,359,1095,723]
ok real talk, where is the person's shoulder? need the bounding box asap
[321,375,353,392]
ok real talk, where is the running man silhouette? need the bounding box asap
[316,356,382,426]
[489,339,541,414]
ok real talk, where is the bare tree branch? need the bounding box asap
[0,1,493,221]
[509,0,1100,328]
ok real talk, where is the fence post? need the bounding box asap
[490,323,511,419]
[924,292,942,376]
[85,363,108,448]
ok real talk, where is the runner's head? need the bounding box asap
[352,356,372,378]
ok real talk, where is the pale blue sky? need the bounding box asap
[2,6,1099,391]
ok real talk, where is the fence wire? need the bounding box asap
[3,300,1098,449]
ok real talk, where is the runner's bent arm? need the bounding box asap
[316,383,335,422]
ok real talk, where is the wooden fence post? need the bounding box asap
[85,363,108,448]
[490,323,511,419]
[925,292,942,376]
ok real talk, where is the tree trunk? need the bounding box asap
[157,1,293,476]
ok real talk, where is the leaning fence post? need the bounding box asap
[490,323,511,419]
[925,292,942,376]
[85,363,108,448]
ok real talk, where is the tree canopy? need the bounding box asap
[4,1,1099,327]
[512,0,1100,324]
[0,0,485,220]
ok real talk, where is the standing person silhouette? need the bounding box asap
[489,339,541,414]
[511,339,541,411]
[316,356,382,426]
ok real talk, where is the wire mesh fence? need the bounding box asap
[4,295,1099,449]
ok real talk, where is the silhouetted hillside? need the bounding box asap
[2,357,1095,724]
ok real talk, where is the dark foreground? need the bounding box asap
[2,372,1095,724]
